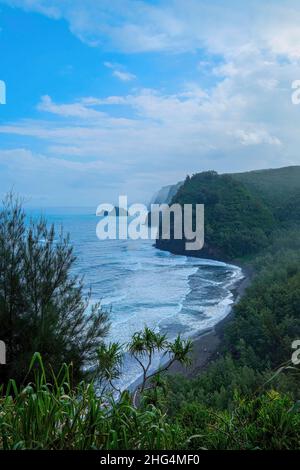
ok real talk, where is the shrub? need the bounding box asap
[0,194,109,385]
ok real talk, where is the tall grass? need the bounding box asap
[1,354,299,450]
[0,353,182,450]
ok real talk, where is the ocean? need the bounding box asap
[29,207,244,390]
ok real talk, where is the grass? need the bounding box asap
[0,353,181,450]
[1,353,300,450]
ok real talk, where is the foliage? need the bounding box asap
[178,391,300,450]
[157,166,300,260]
[157,171,275,259]
[224,263,300,372]
[167,250,300,411]
[1,172,300,450]
[96,342,124,394]
[128,328,192,395]
[232,165,300,210]
[96,327,192,407]
[0,194,109,385]
[0,353,182,450]
[0,354,299,450]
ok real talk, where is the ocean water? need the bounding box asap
[29,208,244,390]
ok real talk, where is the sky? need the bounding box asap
[0,0,300,206]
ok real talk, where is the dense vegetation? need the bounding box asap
[154,167,300,449]
[156,166,300,260]
[1,352,299,450]
[232,166,300,209]
[0,195,109,385]
[158,167,300,449]
[0,353,183,450]
[167,245,300,410]
[1,165,300,450]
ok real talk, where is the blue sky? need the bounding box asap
[0,0,300,206]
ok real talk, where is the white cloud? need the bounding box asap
[233,129,281,147]
[0,62,293,175]
[0,147,130,205]
[1,0,300,204]
[3,0,300,59]
[112,70,136,82]
[37,95,106,119]
[0,63,297,204]
[104,61,136,81]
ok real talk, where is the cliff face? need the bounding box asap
[156,166,300,261]
[155,167,300,261]
[149,181,183,207]
[156,237,227,261]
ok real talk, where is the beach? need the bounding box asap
[168,265,253,378]
[128,263,253,395]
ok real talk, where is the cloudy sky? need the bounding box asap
[0,0,300,206]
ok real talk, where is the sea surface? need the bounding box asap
[28,207,244,390]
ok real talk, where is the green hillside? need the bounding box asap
[232,166,300,209]
[156,166,300,261]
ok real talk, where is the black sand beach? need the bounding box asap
[129,263,254,394]
[168,265,253,378]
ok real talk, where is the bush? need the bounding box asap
[0,194,109,385]
[0,354,183,450]
[196,391,300,450]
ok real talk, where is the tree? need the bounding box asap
[128,327,192,407]
[0,194,109,385]
[96,342,123,395]
[95,327,192,407]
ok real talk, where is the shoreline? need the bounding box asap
[167,263,253,378]
[128,260,253,392]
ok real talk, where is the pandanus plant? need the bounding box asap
[97,326,192,407]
